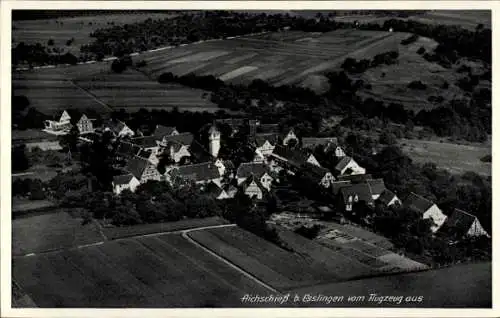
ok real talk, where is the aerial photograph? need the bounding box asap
[10,9,492,308]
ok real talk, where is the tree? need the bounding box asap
[59,125,79,152]
[12,144,30,172]
[47,39,54,46]
[379,131,398,145]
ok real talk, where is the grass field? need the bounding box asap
[136,29,409,89]
[400,138,491,176]
[188,226,375,290]
[12,232,271,307]
[12,210,104,256]
[12,61,217,116]
[12,13,177,56]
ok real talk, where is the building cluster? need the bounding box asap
[42,111,489,241]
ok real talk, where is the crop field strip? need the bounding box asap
[189,226,375,291]
[13,232,271,307]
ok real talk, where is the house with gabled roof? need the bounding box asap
[159,132,194,163]
[136,149,159,166]
[439,208,489,239]
[153,125,179,139]
[130,136,160,153]
[103,119,135,138]
[281,128,299,146]
[112,174,140,195]
[116,141,142,160]
[126,156,161,183]
[43,110,73,134]
[269,145,321,173]
[252,133,279,157]
[203,181,230,200]
[331,180,352,196]
[241,175,268,200]
[338,183,375,212]
[235,162,274,190]
[366,178,386,200]
[298,163,335,189]
[301,137,339,150]
[337,174,373,183]
[167,162,221,186]
[405,192,447,233]
[334,156,366,176]
[376,189,401,207]
[76,114,94,135]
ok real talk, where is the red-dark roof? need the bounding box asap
[169,162,220,182]
[405,192,435,214]
[331,180,352,195]
[116,141,141,158]
[126,157,151,180]
[439,208,488,238]
[189,140,213,163]
[153,125,177,138]
[253,133,279,147]
[271,145,315,167]
[130,136,158,148]
[335,156,353,172]
[301,137,339,149]
[236,162,269,179]
[257,123,279,134]
[366,178,386,196]
[339,183,374,205]
[376,189,398,205]
[163,132,194,146]
[112,174,135,185]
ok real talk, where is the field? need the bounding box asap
[400,138,491,176]
[12,13,177,56]
[188,226,376,291]
[12,210,104,256]
[136,29,410,89]
[12,61,217,116]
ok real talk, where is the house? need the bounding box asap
[76,114,94,135]
[116,141,142,160]
[366,178,386,200]
[225,184,238,199]
[153,125,179,138]
[405,192,448,233]
[253,133,278,157]
[270,145,321,173]
[281,128,299,146]
[257,123,279,134]
[330,180,352,196]
[334,156,366,176]
[159,132,194,163]
[167,162,221,186]
[439,208,489,239]
[301,137,338,150]
[126,156,161,183]
[112,174,141,195]
[298,163,335,188]
[235,162,274,190]
[204,181,230,200]
[137,149,159,166]
[338,183,374,212]
[104,119,135,138]
[337,174,373,183]
[43,110,72,134]
[241,175,268,200]
[376,189,401,207]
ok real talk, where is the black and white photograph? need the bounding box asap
[3,2,495,314]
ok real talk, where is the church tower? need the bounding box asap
[208,124,221,158]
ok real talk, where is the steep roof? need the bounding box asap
[439,208,487,238]
[339,183,374,205]
[271,145,314,167]
[189,140,213,163]
[299,163,332,183]
[116,141,141,158]
[130,136,159,148]
[331,180,352,195]
[236,162,269,179]
[126,157,151,180]
[366,178,386,196]
[205,181,225,197]
[335,156,354,172]
[405,192,435,214]
[301,137,338,149]
[112,174,135,185]
[377,189,398,205]
[104,119,128,135]
[337,174,373,183]
[137,149,153,160]
[163,132,194,146]
[153,125,177,138]
[254,133,279,147]
[170,162,220,182]
[242,175,268,193]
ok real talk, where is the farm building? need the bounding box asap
[43,110,72,134]
[103,119,135,138]
[298,163,335,188]
[334,156,366,176]
[439,208,489,239]
[235,162,274,190]
[203,181,230,200]
[405,192,447,233]
[241,175,268,200]
[126,156,162,184]
[269,145,321,173]
[167,162,222,186]
[152,125,179,138]
[376,189,401,207]
[337,183,375,213]
[112,174,140,195]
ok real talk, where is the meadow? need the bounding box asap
[136,29,410,90]
[12,61,217,116]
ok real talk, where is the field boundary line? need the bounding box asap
[65,80,114,112]
[182,226,280,294]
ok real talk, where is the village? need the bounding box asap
[35,108,490,245]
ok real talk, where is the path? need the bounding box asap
[66,80,114,112]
